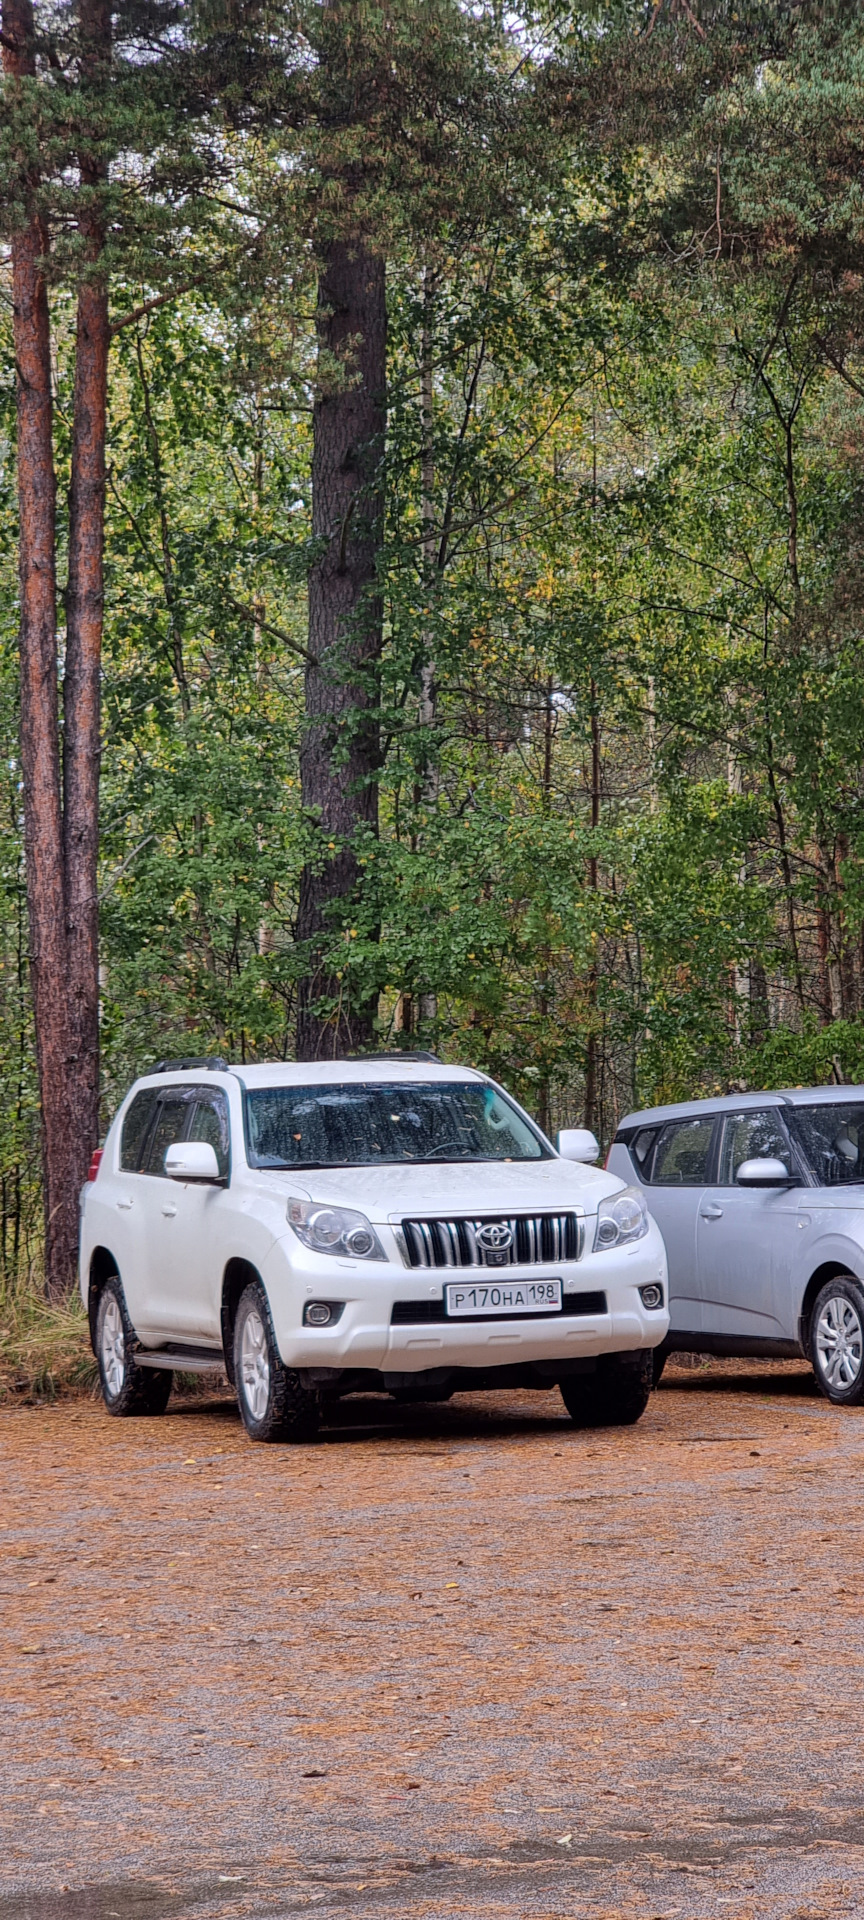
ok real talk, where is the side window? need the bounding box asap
[142,1092,194,1176]
[120,1090,158,1172]
[719,1110,790,1185]
[652,1117,715,1186]
[630,1128,658,1175]
[188,1091,230,1180]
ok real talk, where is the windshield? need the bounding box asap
[790,1103,864,1186]
[243,1081,551,1169]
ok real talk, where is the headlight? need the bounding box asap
[593,1187,649,1251]
[287,1199,385,1261]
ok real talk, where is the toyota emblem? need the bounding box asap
[476,1222,513,1253]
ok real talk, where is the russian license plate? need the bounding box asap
[444,1279,562,1318]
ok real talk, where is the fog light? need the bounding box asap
[639,1283,664,1310]
[305,1301,335,1327]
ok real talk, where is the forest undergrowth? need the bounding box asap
[0,1280,96,1404]
[0,1276,232,1405]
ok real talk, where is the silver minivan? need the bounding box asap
[608,1086,864,1406]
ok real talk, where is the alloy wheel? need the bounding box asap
[100,1294,126,1399]
[240,1308,270,1421]
[816,1294,863,1390]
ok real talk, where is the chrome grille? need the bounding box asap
[398,1212,583,1270]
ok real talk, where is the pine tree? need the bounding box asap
[0,0,224,1292]
[207,0,555,1057]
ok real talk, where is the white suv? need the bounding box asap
[80,1055,668,1441]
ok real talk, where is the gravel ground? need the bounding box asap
[1,1359,862,1920]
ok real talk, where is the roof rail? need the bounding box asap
[152,1056,230,1074]
[345,1050,442,1065]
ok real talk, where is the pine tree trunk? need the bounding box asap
[64,0,110,1183]
[3,0,78,1297]
[417,271,438,1032]
[296,241,386,1060]
[583,696,601,1136]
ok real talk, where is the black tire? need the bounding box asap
[810,1274,864,1406]
[560,1352,653,1429]
[233,1281,320,1443]
[95,1275,173,1417]
[652,1343,670,1387]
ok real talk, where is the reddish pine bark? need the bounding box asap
[296,241,386,1060]
[64,0,110,1180]
[3,0,109,1294]
[3,0,78,1296]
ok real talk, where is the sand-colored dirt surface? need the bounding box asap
[1,1359,862,1919]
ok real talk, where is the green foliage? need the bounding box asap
[4,0,864,1279]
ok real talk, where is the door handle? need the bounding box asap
[116,1198,133,1211]
[700,1204,724,1220]
[161,1204,177,1218]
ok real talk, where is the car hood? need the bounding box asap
[263,1157,624,1220]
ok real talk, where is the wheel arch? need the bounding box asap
[87,1247,120,1352]
[221,1257,264,1385]
[799,1261,861,1353]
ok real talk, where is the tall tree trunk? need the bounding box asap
[64,0,110,1186]
[749,959,769,1046]
[535,675,555,1138]
[834,832,857,1017]
[3,0,78,1296]
[417,268,438,1033]
[583,696,601,1137]
[296,240,386,1060]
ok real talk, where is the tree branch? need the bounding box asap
[223,594,317,666]
[110,278,205,337]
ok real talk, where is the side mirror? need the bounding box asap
[735,1156,790,1188]
[558,1127,600,1164]
[164,1141,222,1183]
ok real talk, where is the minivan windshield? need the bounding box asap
[244,1081,551,1169]
[791,1103,864,1186]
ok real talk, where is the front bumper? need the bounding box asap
[261,1222,669,1376]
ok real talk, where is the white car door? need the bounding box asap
[643,1115,718,1335]
[97,1086,161,1335]
[696,1109,800,1340]
[158,1086,231,1342]
[138,1085,202,1339]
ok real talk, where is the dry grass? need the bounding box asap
[0,1281,229,1406]
[0,1281,97,1404]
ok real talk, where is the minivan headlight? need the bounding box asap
[593,1187,649,1251]
[287,1199,385,1261]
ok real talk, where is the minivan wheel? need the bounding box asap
[95,1277,173,1417]
[233,1282,320,1443]
[811,1276,864,1405]
[560,1352,653,1429]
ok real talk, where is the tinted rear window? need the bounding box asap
[120,1090,157,1171]
[630,1128,657,1169]
[651,1117,715,1186]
